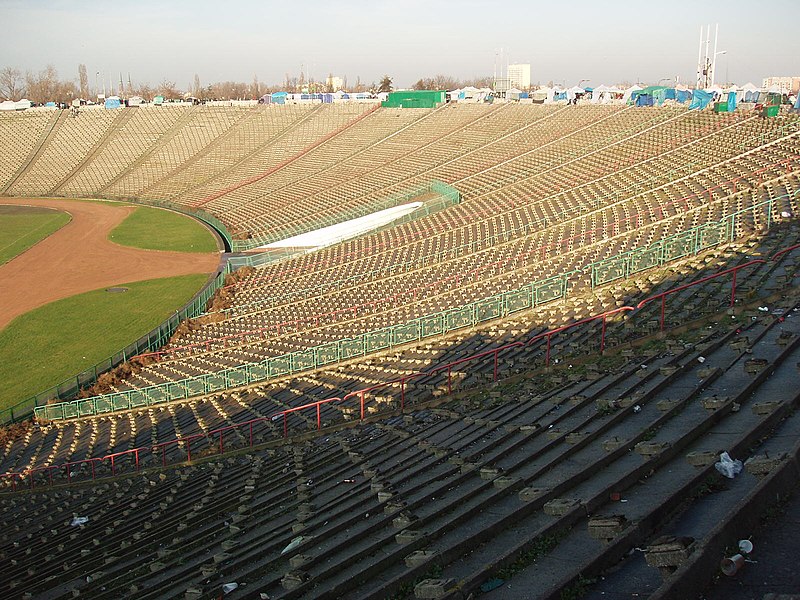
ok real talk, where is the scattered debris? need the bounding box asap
[715,452,743,478]
[70,517,89,527]
[222,582,239,594]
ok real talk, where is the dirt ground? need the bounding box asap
[0,198,221,330]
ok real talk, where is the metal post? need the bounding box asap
[186,440,192,463]
[661,295,666,331]
[400,378,406,411]
[91,460,96,480]
[219,432,224,454]
[316,404,321,430]
[545,334,552,366]
[493,350,499,381]
[600,315,607,353]
[731,268,737,307]
[360,391,365,421]
[111,456,116,476]
[447,367,453,395]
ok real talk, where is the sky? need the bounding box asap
[2,0,798,91]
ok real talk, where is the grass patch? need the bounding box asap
[109,206,218,253]
[0,206,71,265]
[0,273,209,411]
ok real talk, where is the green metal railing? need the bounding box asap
[32,194,779,423]
[226,180,461,270]
[1,270,227,425]
[230,180,461,252]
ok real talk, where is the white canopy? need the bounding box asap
[622,85,643,104]
[742,82,759,92]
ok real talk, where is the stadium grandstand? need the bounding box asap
[1,97,799,600]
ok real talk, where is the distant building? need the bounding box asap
[326,75,345,92]
[508,64,531,90]
[762,77,800,94]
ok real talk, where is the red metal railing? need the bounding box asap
[2,242,798,492]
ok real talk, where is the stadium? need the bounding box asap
[0,86,799,600]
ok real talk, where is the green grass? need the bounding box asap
[109,206,219,253]
[0,273,209,411]
[0,206,71,265]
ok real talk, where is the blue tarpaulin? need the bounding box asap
[727,91,737,112]
[676,90,691,103]
[689,90,714,110]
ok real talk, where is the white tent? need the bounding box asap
[14,99,32,110]
[0,100,16,111]
[622,85,643,104]
[742,82,759,92]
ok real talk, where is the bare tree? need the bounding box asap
[78,64,89,100]
[25,65,61,103]
[193,73,202,99]
[156,79,181,99]
[0,66,25,100]
[252,74,260,99]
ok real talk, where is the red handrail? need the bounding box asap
[3,242,798,491]
[636,260,766,330]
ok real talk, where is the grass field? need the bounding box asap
[0,205,71,265]
[109,206,219,252]
[0,273,210,412]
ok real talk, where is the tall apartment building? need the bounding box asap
[762,77,800,94]
[507,64,531,90]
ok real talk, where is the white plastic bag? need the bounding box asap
[714,451,743,478]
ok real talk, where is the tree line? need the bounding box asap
[0,65,494,105]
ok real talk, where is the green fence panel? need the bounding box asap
[630,244,663,274]
[445,306,474,331]
[293,350,316,371]
[95,396,113,414]
[393,321,420,344]
[206,373,226,392]
[364,329,391,352]
[78,399,96,417]
[186,378,207,397]
[270,355,292,377]
[62,402,79,419]
[592,256,628,287]
[698,221,728,250]
[163,382,184,402]
[420,315,444,338]
[226,366,248,387]
[535,277,566,304]
[663,231,695,261]
[146,386,169,404]
[476,296,502,322]
[45,404,64,421]
[113,394,131,411]
[247,363,268,382]
[315,343,340,366]
[341,338,365,360]
[505,288,532,314]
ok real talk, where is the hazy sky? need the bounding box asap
[2,0,798,90]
